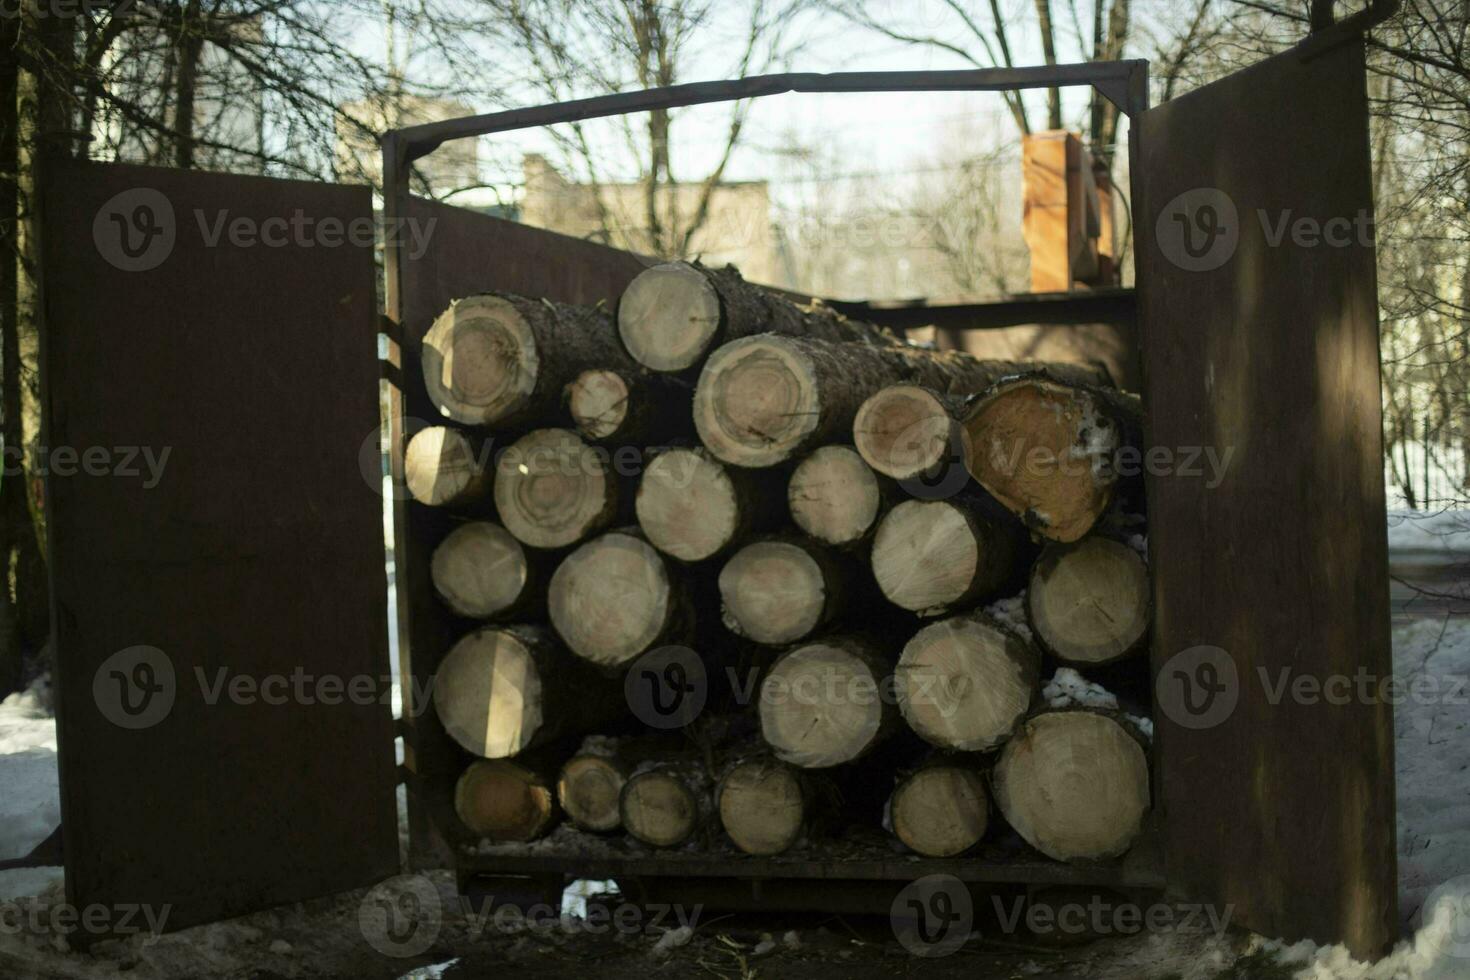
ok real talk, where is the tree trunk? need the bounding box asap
[429,521,549,621]
[889,760,991,858]
[404,426,491,509]
[432,624,624,758]
[635,446,784,562]
[786,445,893,548]
[758,636,899,768]
[455,758,558,842]
[871,493,1027,616]
[895,612,1040,752]
[718,536,849,646]
[565,366,692,445]
[617,261,899,374]
[1027,536,1150,666]
[493,427,622,550]
[619,755,715,848]
[991,709,1150,862]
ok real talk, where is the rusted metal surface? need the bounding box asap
[41,159,397,930]
[1136,39,1396,957]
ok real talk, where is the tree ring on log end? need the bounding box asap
[759,642,884,768]
[567,369,631,440]
[636,448,741,561]
[422,294,539,426]
[549,531,672,668]
[853,384,957,479]
[617,262,722,372]
[430,522,528,618]
[788,445,882,545]
[719,759,805,855]
[433,628,545,759]
[719,541,827,645]
[694,336,820,468]
[494,428,613,549]
[871,500,981,614]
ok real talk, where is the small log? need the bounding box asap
[619,757,714,848]
[758,636,899,768]
[962,376,1141,542]
[890,762,990,857]
[895,613,1040,752]
[430,521,545,620]
[716,756,812,856]
[786,445,889,548]
[555,735,665,833]
[991,710,1151,862]
[616,260,898,374]
[635,447,783,562]
[719,537,847,646]
[853,384,971,481]
[548,528,694,669]
[404,426,490,508]
[564,367,692,444]
[871,495,1025,616]
[493,427,620,550]
[1028,537,1150,666]
[455,758,558,841]
[422,292,633,428]
[432,624,623,758]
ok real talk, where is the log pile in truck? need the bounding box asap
[411,259,1154,862]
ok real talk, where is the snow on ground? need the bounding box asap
[1388,510,1470,555]
[0,679,63,903]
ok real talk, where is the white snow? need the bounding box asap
[1041,667,1154,740]
[1388,510,1470,555]
[0,677,62,902]
[983,592,1033,641]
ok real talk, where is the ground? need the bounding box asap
[0,513,1466,979]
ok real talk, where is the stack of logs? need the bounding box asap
[411,261,1153,863]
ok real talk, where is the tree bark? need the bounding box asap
[1027,536,1150,666]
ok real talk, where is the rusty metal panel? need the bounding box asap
[1135,40,1395,956]
[41,160,397,929]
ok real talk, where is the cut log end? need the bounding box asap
[430,522,529,619]
[455,759,557,841]
[992,711,1150,862]
[620,770,700,848]
[423,294,538,426]
[404,426,487,508]
[432,627,544,758]
[558,754,628,832]
[891,766,990,857]
[854,385,964,480]
[896,615,1038,752]
[718,759,805,855]
[1029,537,1150,665]
[871,500,981,614]
[494,428,615,550]
[694,336,820,468]
[549,531,672,668]
[963,379,1119,542]
[566,369,631,441]
[617,262,722,372]
[759,640,888,768]
[719,541,828,645]
[636,448,742,562]
[787,446,882,546]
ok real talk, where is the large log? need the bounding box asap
[716,755,815,856]
[422,292,633,429]
[454,758,558,841]
[565,367,693,444]
[493,427,621,550]
[894,613,1039,752]
[786,445,890,548]
[635,446,784,562]
[962,376,1141,542]
[718,537,848,646]
[404,426,490,508]
[619,756,714,848]
[889,761,990,858]
[870,495,1025,616]
[548,528,695,670]
[431,624,623,758]
[430,521,546,620]
[991,710,1150,862]
[758,636,899,768]
[1028,537,1150,666]
[616,261,898,374]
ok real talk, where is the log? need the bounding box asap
[431,624,623,758]
[422,292,634,429]
[555,735,665,833]
[991,710,1151,862]
[895,613,1040,752]
[619,757,714,848]
[786,445,889,548]
[455,758,558,841]
[635,447,783,562]
[962,376,1140,542]
[889,762,990,857]
[404,426,490,508]
[493,427,620,550]
[548,528,694,670]
[871,495,1025,616]
[716,756,812,856]
[1028,537,1150,666]
[616,260,898,374]
[719,537,847,646]
[564,367,692,444]
[758,636,899,768]
[430,521,545,620]
[853,384,971,481]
